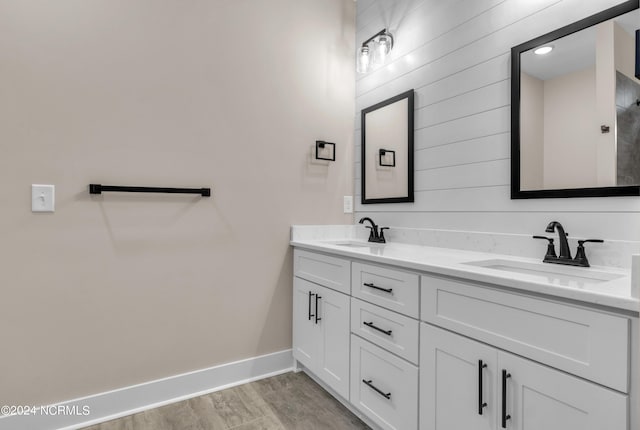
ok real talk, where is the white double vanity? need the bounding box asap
[290,226,639,430]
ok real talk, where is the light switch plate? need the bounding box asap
[32,184,55,212]
[343,195,353,213]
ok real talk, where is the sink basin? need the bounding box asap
[326,240,385,249]
[463,258,625,288]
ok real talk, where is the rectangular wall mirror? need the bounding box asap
[511,0,640,199]
[361,89,414,204]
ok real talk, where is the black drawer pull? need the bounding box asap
[363,321,392,336]
[478,360,487,415]
[308,291,315,321]
[362,379,391,399]
[501,369,511,428]
[315,295,322,324]
[363,282,393,294]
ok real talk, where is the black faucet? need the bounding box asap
[545,221,572,259]
[533,221,603,267]
[358,217,388,243]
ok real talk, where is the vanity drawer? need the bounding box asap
[294,249,350,294]
[421,274,630,392]
[350,335,418,430]
[351,298,419,364]
[352,262,419,318]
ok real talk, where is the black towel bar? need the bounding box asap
[89,184,211,197]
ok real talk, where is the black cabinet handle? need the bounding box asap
[315,295,322,324]
[362,379,391,399]
[501,370,511,428]
[363,282,393,294]
[308,291,315,321]
[363,321,392,336]
[478,360,488,415]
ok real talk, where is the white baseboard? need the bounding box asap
[0,349,293,430]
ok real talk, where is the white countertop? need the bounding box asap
[291,238,639,313]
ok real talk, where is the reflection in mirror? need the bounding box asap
[361,90,414,204]
[512,0,640,198]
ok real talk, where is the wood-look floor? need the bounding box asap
[81,372,371,430]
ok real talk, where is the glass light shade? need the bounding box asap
[373,33,393,65]
[357,46,371,74]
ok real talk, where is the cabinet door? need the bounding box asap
[420,323,496,430]
[498,351,628,430]
[292,277,320,370]
[316,284,350,400]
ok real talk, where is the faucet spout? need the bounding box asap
[545,221,571,259]
[358,217,380,242]
[358,217,376,227]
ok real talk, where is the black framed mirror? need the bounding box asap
[511,0,640,199]
[361,89,414,204]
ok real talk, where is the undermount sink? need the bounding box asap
[463,258,625,288]
[327,240,385,249]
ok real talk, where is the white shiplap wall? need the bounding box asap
[354,0,640,242]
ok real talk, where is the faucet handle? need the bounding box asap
[379,227,389,243]
[575,239,604,267]
[533,235,552,241]
[578,239,604,245]
[533,235,557,259]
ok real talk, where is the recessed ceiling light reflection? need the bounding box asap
[534,45,554,55]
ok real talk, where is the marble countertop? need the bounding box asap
[290,238,639,313]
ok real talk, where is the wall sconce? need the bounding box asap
[357,29,394,74]
[379,149,396,167]
[315,140,336,161]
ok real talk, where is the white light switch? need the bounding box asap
[32,184,55,212]
[343,195,353,213]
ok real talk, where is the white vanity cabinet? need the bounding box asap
[292,251,351,400]
[291,244,636,430]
